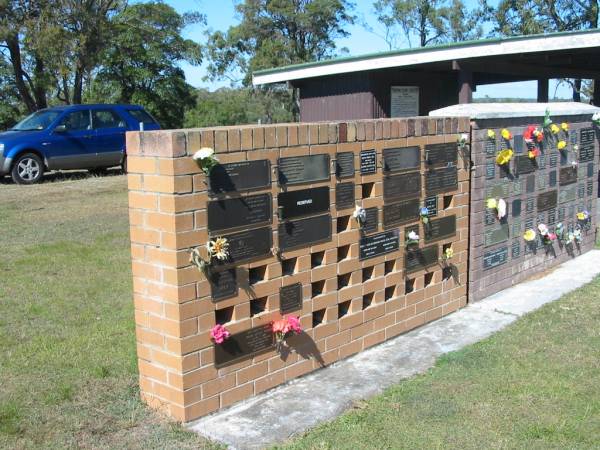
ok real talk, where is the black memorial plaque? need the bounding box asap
[208,193,272,232]
[526,197,535,213]
[278,186,329,220]
[279,283,303,314]
[512,240,521,259]
[336,152,355,178]
[278,154,330,185]
[587,180,594,197]
[425,215,456,243]
[425,196,438,217]
[549,170,557,187]
[526,175,535,193]
[279,214,331,251]
[359,230,399,260]
[537,175,546,191]
[405,245,439,274]
[360,149,377,174]
[558,207,565,221]
[525,217,534,230]
[588,162,595,178]
[485,139,497,156]
[383,171,421,200]
[484,208,495,226]
[512,199,522,217]
[214,324,274,367]
[425,142,457,167]
[512,219,521,236]
[223,227,273,264]
[363,207,379,234]
[579,128,595,163]
[383,198,419,227]
[516,155,536,175]
[425,167,458,195]
[559,166,577,186]
[383,146,420,172]
[486,161,496,179]
[537,190,557,212]
[209,269,237,301]
[549,152,558,168]
[514,135,524,154]
[336,182,355,209]
[484,223,510,247]
[548,208,556,225]
[483,247,508,270]
[209,160,271,194]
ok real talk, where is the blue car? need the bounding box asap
[0,104,160,184]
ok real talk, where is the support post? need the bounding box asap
[453,61,473,104]
[593,79,600,107]
[537,78,549,103]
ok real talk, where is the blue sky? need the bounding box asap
[164,0,573,99]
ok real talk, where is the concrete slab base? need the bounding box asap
[188,250,600,450]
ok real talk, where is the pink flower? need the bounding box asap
[548,233,557,241]
[210,324,230,344]
[286,316,302,334]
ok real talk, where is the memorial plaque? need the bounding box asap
[512,199,522,217]
[485,181,510,200]
[425,167,458,195]
[549,170,557,187]
[209,269,237,301]
[537,190,557,212]
[278,186,329,220]
[559,166,577,186]
[336,152,355,178]
[484,223,509,247]
[525,217,534,230]
[223,227,273,264]
[537,175,546,191]
[278,154,330,185]
[485,139,497,156]
[578,183,585,199]
[587,180,594,197]
[559,184,577,203]
[425,142,457,167]
[579,128,595,163]
[587,162,594,178]
[279,283,303,314]
[548,208,556,225]
[209,160,271,194]
[425,196,438,217]
[512,240,521,259]
[486,161,496,179]
[526,175,535,193]
[359,230,400,260]
[383,146,420,172]
[383,198,419,227]
[363,207,378,234]
[208,193,272,232]
[513,179,523,195]
[514,135,524,154]
[516,155,536,175]
[484,208,495,226]
[425,215,456,243]
[558,207,565,221]
[336,182,355,209]
[360,149,377,174]
[384,171,421,200]
[549,153,558,168]
[538,155,546,169]
[512,219,521,236]
[214,324,274,367]
[483,247,508,270]
[279,214,331,251]
[526,197,535,213]
[405,245,439,273]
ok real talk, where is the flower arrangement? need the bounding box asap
[406,230,420,246]
[523,229,536,242]
[210,324,230,344]
[550,123,560,135]
[457,133,469,149]
[496,148,513,166]
[557,140,567,151]
[524,125,544,144]
[353,205,366,226]
[271,315,302,351]
[528,147,541,159]
[577,210,590,222]
[537,223,556,246]
[487,129,496,139]
[440,247,454,264]
[501,129,512,141]
[190,237,230,274]
[592,112,600,126]
[193,147,219,176]
[486,198,506,220]
[555,223,565,242]
[420,207,430,225]
[574,227,582,243]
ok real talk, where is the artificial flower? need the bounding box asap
[193,147,219,175]
[523,229,536,241]
[496,149,513,166]
[444,248,454,260]
[538,223,549,236]
[271,316,302,349]
[566,232,575,244]
[497,199,507,219]
[550,123,560,135]
[543,109,553,128]
[208,237,229,261]
[406,231,420,245]
[557,140,567,151]
[528,148,541,159]
[577,211,590,221]
[353,205,366,224]
[210,324,230,344]
[592,112,600,126]
[487,129,496,139]
[561,122,569,132]
[523,125,536,143]
[548,233,557,241]
[501,129,512,140]
[533,128,544,143]
[571,161,579,168]
[574,228,582,243]
[458,133,469,144]
[555,222,564,238]
[420,207,430,224]
[193,147,215,161]
[286,316,302,334]
[486,198,498,210]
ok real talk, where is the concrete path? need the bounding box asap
[188,250,600,450]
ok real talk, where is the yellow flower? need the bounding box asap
[208,237,229,261]
[496,149,513,166]
[577,212,589,221]
[487,129,496,139]
[557,140,567,150]
[523,229,536,242]
[444,248,454,260]
[550,124,560,134]
[561,122,569,131]
[501,129,512,140]
[486,198,498,209]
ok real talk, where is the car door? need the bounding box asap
[91,109,127,167]
[45,110,95,170]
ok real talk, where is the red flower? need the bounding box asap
[524,125,536,143]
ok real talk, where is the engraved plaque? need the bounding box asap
[336,182,355,209]
[587,180,594,197]
[209,269,237,301]
[512,240,521,259]
[425,167,458,195]
[384,171,421,200]
[587,162,594,178]
[208,193,272,232]
[558,207,565,221]
[484,223,509,247]
[425,142,457,167]
[383,146,420,172]
[548,208,556,225]
[525,217,534,229]
[537,175,546,190]
[512,219,521,236]
[336,152,354,178]
[279,214,331,251]
[512,199,522,217]
[363,207,378,234]
[425,196,438,217]
[513,179,523,196]
[485,139,496,156]
[209,160,271,194]
[222,227,273,264]
[214,324,274,367]
[537,190,557,212]
[526,175,535,193]
[516,155,536,175]
[514,135,524,154]
[278,154,330,185]
[486,181,510,200]
[405,245,439,273]
[526,197,535,213]
[280,283,303,314]
[483,247,508,270]
[578,183,585,199]
[549,153,558,168]
[538,155,546,169]
[425,215,456,243]
[383,198,419,227]
[486,161,496,179]
[559,184,577,203]
[359,230,399,260]
[278,186,329,220]
[549,170,557,187]
[360,149,377,174]
[559,166,577,186]
[579,128,595,162]
[485,208,495,226]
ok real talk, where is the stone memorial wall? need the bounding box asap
[126,117,470,422]
[468,111,598,302]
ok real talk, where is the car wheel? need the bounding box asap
[11,153,44,184]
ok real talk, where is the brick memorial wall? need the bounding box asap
[468,111,598,302]
[126,117,470,422]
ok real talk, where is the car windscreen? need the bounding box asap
[126,109,158,125]
[11,110,62,131]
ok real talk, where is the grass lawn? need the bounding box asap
[1,174,599,449]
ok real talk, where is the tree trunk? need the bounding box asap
[6,34,37,112]
[573,78,582,102]
[73,68,84,104]
[32,55,48,109]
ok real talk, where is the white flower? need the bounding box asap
[407,231,419,241]
[193,147,215,160]
[592,112,600,122]
[497,198,507,220]
[538,224,549,236]
[459,133,469,143]
[353,205,366,222]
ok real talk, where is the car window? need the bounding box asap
[12,110,62,131]
[60,111,91,132]
[126,109,157,125]
[92,110,125,129]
